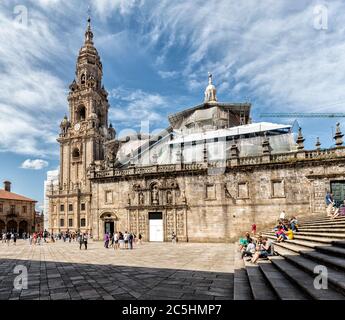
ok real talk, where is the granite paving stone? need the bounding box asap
[0,240,234,300]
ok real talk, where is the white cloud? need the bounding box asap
[21,159,49,170]
[158,70,179,79]
[109,87,168,126]
[137,0,345,112]
[0,2,80,157]
[92,0,143,19]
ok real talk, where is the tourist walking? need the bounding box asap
[6,232,11,245]
[171,232,177,244]
[279,210,286,221]
[119,232,124,249]
[104,233,110,248]
[325,192,339,216]
[124,231,129,249]
[251,223,257,235]
[138,233,142,245]
[128,232,133,249]
[80,233,88,250]
[113,232,119,250]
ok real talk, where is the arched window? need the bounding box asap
[72,148,80,158]
[76,105,86,121]
[81,74,86,85]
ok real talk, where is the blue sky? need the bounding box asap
[1,0,345,209]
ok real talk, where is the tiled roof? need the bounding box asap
[0,189,36,202]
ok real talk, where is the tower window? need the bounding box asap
[81,74,86,85]
[72,148,80,158]
[76,105,86,121]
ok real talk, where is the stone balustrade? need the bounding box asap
[48,147,345,187]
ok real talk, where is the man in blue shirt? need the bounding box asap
[325,192,332,206]
[325,192,337,217]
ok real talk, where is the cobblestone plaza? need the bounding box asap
[0,240,234,300]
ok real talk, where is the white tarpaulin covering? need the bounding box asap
[169,122,291,144]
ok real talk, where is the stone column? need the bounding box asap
[230,140,239,166]
[262,132,271,163]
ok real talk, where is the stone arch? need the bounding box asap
[19,220,28,236]
[72,147,80,158]
[76,105,86,121]
[99,211,118,236]
[7,220,17,233]
[80,73,86,85]
[100,211,118,221]
[0,220,5,233]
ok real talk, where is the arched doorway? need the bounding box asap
[7,220,17,233]
[19,221,28,237]
[100,212,117,236]
[0,220,5,233]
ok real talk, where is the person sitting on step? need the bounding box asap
[239,232,252,252]
[251,237,273,264]
[275,225,287,242]
[331,199,345,219]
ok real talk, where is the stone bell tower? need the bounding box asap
[49,16,115,234]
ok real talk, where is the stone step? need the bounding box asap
[273,247,345,297]
[299,216,345,223]
[258,261,310,300]
[333,241,345,249]
[272,241,345,271]
[298,227,345,233]
[263,234,345,250]
[261,233,334,244]
[272,238,345,258]
[233,249,253,300]
[292,232,345,239]
[269,255,345,299]
[243,260,278,300]
[301,220,345,227]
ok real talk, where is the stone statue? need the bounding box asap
[152,186,159,205]
[139,192,144,205]
[166,191,173,204]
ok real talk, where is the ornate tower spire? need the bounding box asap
[85,7,94,45]
[204,72,217,103]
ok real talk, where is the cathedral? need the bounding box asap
[48,17,345,242]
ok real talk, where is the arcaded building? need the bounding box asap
[48,18,345,242]
[0,181,36,235]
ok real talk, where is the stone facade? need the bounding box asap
[86,149,345,242]
[0,181,36,235]
[48,17,345,242]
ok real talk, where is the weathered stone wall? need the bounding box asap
[89,158,345,242]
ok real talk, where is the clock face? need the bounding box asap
[74,123,81,131]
